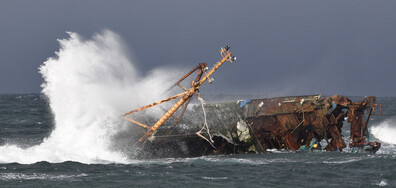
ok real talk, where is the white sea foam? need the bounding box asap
[374,179,388,187]
[0,173,88,181]
[0,30,181,164]
[201,176,228,180]
[371,119,396,145]
[322,156,364,164]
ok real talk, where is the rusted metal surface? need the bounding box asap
[124,47,381,158]
[241,95,381,153]
[132,94,381,159]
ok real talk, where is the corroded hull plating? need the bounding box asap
[136,95,381,158]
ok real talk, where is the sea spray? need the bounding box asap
[371,118,396,145]
[0,30,181,164]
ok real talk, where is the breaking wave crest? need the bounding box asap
[0,30,180,164]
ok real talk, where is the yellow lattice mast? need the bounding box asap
[122,46,236,144]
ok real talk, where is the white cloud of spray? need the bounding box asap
[371,118,396,145]
[0,30,182,164]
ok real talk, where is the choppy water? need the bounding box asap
[0,94,395,187]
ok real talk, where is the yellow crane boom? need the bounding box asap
[122,46,236,144]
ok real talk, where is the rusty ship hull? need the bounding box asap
[122,46,381,158]
[134,94,381,158]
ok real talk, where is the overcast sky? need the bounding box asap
[1,1,395,96]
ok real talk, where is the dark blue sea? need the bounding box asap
[1,94,396,187]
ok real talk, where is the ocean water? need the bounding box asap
[1,94,396,187]
[1,31,396,187]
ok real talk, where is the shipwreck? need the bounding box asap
[122,46,382,158]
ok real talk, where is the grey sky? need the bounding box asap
[1,1,395,96]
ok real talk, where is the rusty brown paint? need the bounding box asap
[244,95,381,153]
